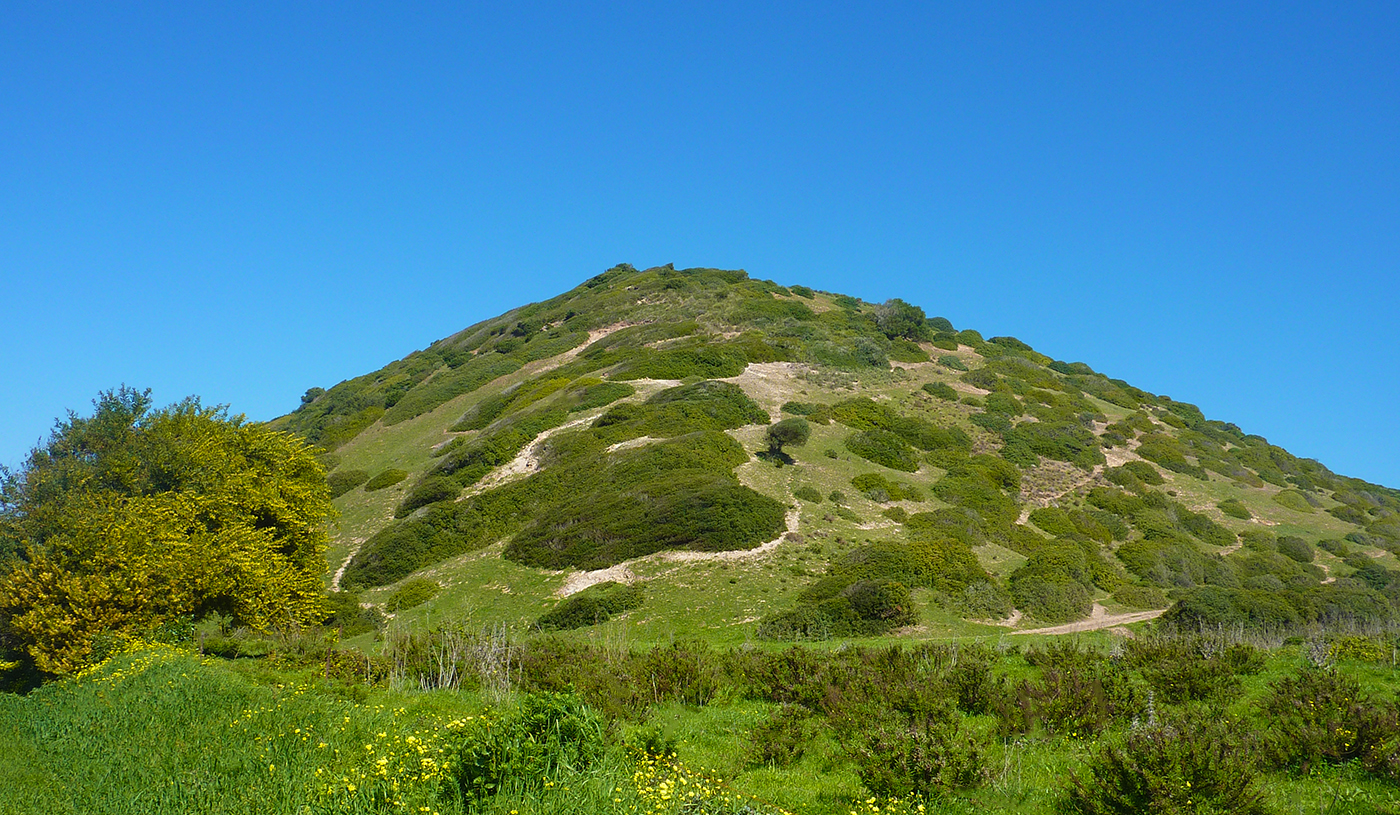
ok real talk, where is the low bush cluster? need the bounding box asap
[535,581,644,631]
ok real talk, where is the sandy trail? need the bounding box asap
[555,506,802,597]
[1009,603,1165,636]
[331,537,367,591]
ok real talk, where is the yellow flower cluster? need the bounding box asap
[627,752,792,815]
[71,639,195,686]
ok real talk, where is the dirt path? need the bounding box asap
[1009,603,1165,636]
[555,506,803,596]
[331,538,367,591]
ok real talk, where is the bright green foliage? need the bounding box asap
[0,388,331,676]
[1217,498,1252,519]
[1270,489,1316,513]
[535,581,644,631]
[444,692,607,803]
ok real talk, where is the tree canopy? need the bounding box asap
[0,387,332,676]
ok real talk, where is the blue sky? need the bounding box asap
[3,2,1397,488]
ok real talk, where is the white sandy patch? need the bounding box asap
[719,362,808,419]
[1009,603,1165,636]
[557,563,638,597]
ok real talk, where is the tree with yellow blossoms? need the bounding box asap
[0,387,332,677]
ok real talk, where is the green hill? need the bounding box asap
[273,263,1400,643]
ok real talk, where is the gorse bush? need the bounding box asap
[1064,708,1270,815]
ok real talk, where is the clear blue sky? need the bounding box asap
[3,2,1397,488]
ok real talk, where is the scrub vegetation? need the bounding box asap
[5,263,1400,812]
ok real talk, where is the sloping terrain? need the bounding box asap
[273,264,1400,642]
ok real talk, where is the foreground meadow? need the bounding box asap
[2,628,1399,815]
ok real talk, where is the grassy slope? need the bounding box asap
[291,264,1399,645]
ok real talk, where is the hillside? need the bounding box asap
[273,263,1400,643]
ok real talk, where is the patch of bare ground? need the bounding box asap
[606,435,660,453]
[1320,561,1336,584]
[553,506,804,597]
[719,362,808,418]
[1009,603,1165,636]
[557,563,638,597]
[458,415,595,499]
[331,537,367,591]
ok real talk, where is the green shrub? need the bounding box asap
[845,429,920,472]
[1217,498,1252,519]
[746,705,814,768]
[921,382,959,400]
[593,380,768,443]
[363,468,408,491]
[385,577,439,611]
[1261,664,1400,778]
[1113,584,1168,609]
[1276,536,1314,563]
[1065,709,1269,815]
[887,339,930,363]
[793,485,824,503]
[851,473,924,502]
[327,469,370,498]
[536,581,644,631]
[444,692,607,802]
[842,707,987,798]
[1271,489,1316,513]
[961,368,999,390]
[322,590,385,636]
[1104,460,1166,488]
[395,475,460,517]
[789,285,815,299]
[937,354,967,371]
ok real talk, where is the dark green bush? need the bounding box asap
[747,705,815,767]
[1276,536,1314,563]
[1217,498,1252,520]
[1113,584,1168,609]
[385,577,439,611]
[395,475,461,517]
[593,380,768,444]
[937,355,967,371]
[536,581,644,631]
[363,468,409,491]
[842,708,987,798]
[793,485,824,503]
[846,429,920,472]
[961,368,1000,391]
[1261,664,1400,778]
[851,473,924,502]
[327,469,370,498]
[921,382,959,400]
[1271,489,1316,513]
[1064,709,1269,815]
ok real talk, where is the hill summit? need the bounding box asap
[274,264,1400,641]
